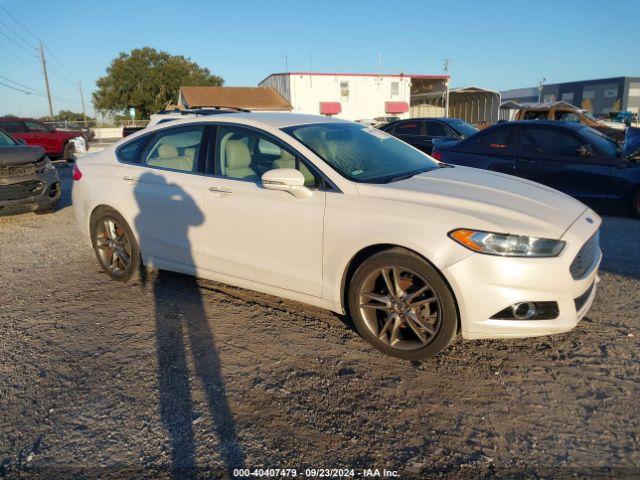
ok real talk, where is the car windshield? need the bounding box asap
[0,129,16,146]
[446,119,479,137]
[283,122,440,183]
[581,126,620,157]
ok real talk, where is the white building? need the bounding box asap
[259,72,450,121]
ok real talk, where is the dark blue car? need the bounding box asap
[431,121,640,217]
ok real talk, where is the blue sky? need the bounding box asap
[1,0,639,117]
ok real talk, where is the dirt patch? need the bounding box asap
[1,165,639,479]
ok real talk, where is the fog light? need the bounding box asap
[512,302,536,320]
[490,301,559,320]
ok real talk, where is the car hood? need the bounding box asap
[356,166,587,239]
[0,145,45,167]
[623,126,640,158]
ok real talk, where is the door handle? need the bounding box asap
[516,158,536,165]
[122,175,139,183]
[208,186,233,195]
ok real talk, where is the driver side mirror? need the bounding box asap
[261,168,313,199]
[577,145,594,157]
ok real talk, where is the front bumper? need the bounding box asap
[0,169,61,215]
[443,209,601,340]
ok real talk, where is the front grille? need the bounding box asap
[574,281,595,312]
[0,180,45,202]
[0,158,45,177]
[570,231,600,280]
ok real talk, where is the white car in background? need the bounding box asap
[72,113,601,360]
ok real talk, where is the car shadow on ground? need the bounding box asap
[135,172,245,478]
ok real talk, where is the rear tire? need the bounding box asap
[347,248,458,360]
[90,208,141,281]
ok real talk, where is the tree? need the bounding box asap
[93,47,223,118]
[39,110,93,122]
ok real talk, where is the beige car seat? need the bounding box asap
[273,150,316,187]
[224,139,257,181]
[148,143,194,171]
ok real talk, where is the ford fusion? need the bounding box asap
[72,113,601,359]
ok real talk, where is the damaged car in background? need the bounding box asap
[0,128,61,215]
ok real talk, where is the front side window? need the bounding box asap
[1,121,25,133]
[394,121,422,135]
[143,126,204,172]
[25,121,50,132]
[521,128,582,156]
[479,126,514,152]
[283,122,440,183]
[0,129,17,146]
[215,126,320,188]
[425,121,454,137]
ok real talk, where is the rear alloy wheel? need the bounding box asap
[91,209,140,281]
[348,248,457,360]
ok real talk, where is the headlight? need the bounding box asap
[36,156,56,173]
[449,229,565,257]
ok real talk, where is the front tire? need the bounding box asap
[90,208,141,281]
[348,248,458,360]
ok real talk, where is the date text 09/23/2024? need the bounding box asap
[232,468,400,478]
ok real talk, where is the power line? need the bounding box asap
[45,46,77,81]
[0,79,38,95]
[0,17,37,49]
[0,74,44,95]
[0,43,42,73]
[0,5,40,43]
[0,28,38,57]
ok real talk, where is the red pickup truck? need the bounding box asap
[0,117,82,160]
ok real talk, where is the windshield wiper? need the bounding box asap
[377,168,434,183]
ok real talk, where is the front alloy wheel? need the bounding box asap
[349,248,457,360]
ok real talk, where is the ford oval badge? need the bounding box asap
[586,217,594,224]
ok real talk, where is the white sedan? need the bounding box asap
[72,113,601,360]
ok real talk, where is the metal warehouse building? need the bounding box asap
[502,76,640,116]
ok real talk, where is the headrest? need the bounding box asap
[158,143,178,159]
[225,139,251,169]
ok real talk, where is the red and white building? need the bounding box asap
[259,72,450,121]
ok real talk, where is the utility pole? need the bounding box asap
[443,59,450,118]
[79,81,88,126]
[538,77,546,103]
[39,42,54,119]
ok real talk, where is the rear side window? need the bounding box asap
[25,121,50,132]
[394,121,422,135]
[479,127,514,152]
[0,121,25,133]
[143,126,205,173]
[116,135,149,164]
[521,128,582,156]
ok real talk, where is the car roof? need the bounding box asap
[150,112,349,130]
[510,120,586,130]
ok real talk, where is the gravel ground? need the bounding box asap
[1,164,639,479]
